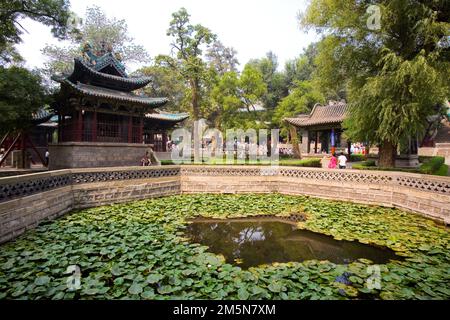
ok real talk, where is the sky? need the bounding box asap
[16,0,319,72]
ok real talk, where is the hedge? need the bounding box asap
[160,158,323,168]
[351,160,376,170]
[419,156,445,175]
[288,158,322,167]
[349,154,366,162]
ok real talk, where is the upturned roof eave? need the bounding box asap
[58,79,168,108]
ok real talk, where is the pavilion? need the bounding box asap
[49,44,188,169]
[285,101,351,156]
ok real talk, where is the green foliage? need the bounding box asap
[351,160,376,170]
[418,156,433,164]
[156,8,217,120]
[247,52,288,114]
[282,158,322,168]
[351,157,447,176]
[0,194,448,300]
[210,65,267,130]
[434,164,448,177]
[349,154,366,162]
[284,43,318,86]
[138,64,188,112]
[419,156,445,175]
[0,0,71,65]
[205,41,239,76]
[160,158,322,167]
[301,0,450,166]
[0,66,49,133]
[273,80,324,135]
[41,6,150,76]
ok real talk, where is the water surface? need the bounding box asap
[186,218,401,268]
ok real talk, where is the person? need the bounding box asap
[141,152,150,166]
[338,152,347,169]
[44,149,50,167]
[328,153,337,169]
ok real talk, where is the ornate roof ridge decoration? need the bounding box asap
[284,100,348,127]
[81,43,127,77]
[70,58,152,86]
[145,111,190,122]
[57,79,168,108]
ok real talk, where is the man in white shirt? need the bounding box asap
[338,153,347,169]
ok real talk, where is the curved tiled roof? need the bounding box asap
[285,102,348,127]
[72,58,152,86]
[56,58,152,92]
[31,108,55,125]
[60,79,168,107]
[145,111,189,122]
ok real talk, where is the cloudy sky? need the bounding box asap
[16,0,319,72]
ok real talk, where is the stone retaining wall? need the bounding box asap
[48,142,155,170]
[1,165,449,243]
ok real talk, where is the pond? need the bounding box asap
[0,194,448,300]
[186,218,402,268]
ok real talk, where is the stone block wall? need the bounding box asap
[1,165,449,244]
[0,186,74,243]
[73,177,180,209]
[48,142,154,170]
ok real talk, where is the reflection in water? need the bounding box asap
[186,219,401,268]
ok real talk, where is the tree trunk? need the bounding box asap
[289,125,301,159]
[378,140,396,168]
[190,79,200,121]
[190,78,201,162]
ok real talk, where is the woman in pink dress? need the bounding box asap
[328,153,337,169]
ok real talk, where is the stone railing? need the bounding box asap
[0,166,181,204]
[1,165,449,243]
[181,166,450,195]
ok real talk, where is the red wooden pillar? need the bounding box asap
[77,109,83,142]
[92,111,97,142]
[315,131,319,154]
[128,116,133,143]
[162,131,168,152]
[57,114,62,142]
[139,117,144,144]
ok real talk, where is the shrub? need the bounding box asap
[297,158,322,167]
[419,156,445,175]
[434,164,449,176]
[418,156,433,163]
[351,160,376,170]
[350,154,366,162]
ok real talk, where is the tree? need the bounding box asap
[284,43,318,88]
[138,64,189,112]
[41,6,150,76]
[210,64,267,130]
[273,80,324,131]
[301,0,450,167]
[206,40,239,75]
[248,52,289,121]
[156,8,217,121]
[0,66,49,134]
[0,0,71,65]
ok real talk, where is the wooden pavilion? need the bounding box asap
[49,44,188,169]
[285,101,350,156]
